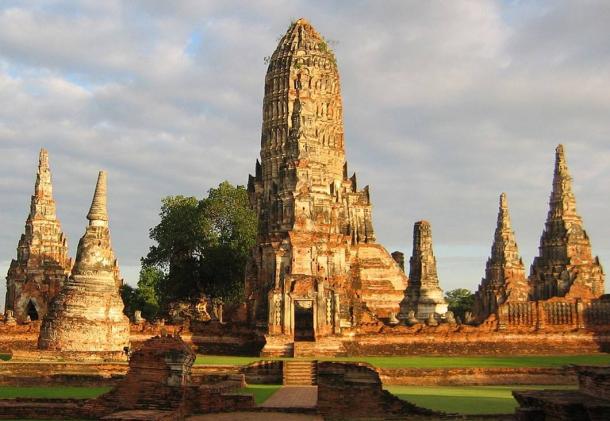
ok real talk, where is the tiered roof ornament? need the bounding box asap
[38,171,129,358]
[399,221,447,321]
[473,193,529,322]
[530,145,604,300]
[4,149,72,322]
[245,19,406,347]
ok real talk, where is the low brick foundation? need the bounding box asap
[317,362,438,419]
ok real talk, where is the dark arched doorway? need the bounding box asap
[26,300,38,321]
[294,300,314,341]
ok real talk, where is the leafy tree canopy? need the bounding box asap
[135,181,256,313]
[444,288,475,320]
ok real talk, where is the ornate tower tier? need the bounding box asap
[38,171,130,357]
[246,19,406,344]
[530,145,604,300]
[473,193,529,322]
[399,221,447,320]
[5,149,72,322]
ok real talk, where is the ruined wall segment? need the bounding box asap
[4,149,72,322]
[530,145,605,300]
[38,171,129,356]
[399,221,447,320]
[473,193,529,322]
[246,19,406,341]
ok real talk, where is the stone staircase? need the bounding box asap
[283,361,317,385]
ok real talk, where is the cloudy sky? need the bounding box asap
[1,0,609,311]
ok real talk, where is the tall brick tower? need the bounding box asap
[473,193,529,322]
[39,171,129,357]
[399,221,447,320]
[246,19,406,347]
[5,149,72,322]
[530,145,604,300]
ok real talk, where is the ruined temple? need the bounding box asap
[245,19,406,346]
[530,145,605,300]
[38,171,130,357]
[4,149,72,323]
[473,193,529,322]
[399,221,447,320]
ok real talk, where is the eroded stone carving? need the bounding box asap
[37,171,130,357]
[245,19,407,343]
[4,149,72,323]
[399,221,448,321]
[530,145,605,300]
[473,193,530,323]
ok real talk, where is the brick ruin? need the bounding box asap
[37,171,130,359]
[0,334,255,419]
[245,18,407,352]
[514,365,610,420]
[0,20,608,364]
[399,221,448,321]
[473,193,529,323]
[4,149,72,323]
[530,144,605,301]
[474,145,606,328]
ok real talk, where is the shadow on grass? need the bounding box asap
[385,385,578,415]
[0,386,111,399]
[237,384,282,405]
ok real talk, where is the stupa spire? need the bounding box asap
[491,193,520,263]
[5,149,72,322]
[530,145,604,300]
[87,171,108,223]
[400,221,448,321]
[39,170,129,356]
[473,193,529,322]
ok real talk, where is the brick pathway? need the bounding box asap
[260,385,318,409]
[187,412,323,421]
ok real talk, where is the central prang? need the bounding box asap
[245,19,409,351]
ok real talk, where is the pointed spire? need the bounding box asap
[491,193,520,264]
[35,148,51,194]
[409,220,440,287]
[87,171,108,223]
[530,144,605,300]
[473,193,528,322]
[549,144,579,222]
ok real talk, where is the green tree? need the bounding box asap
[198,181,257,301]
[136,265,163,320]
[141,181,256,310]
[143,195,204,303]
[120,266,163,321]
[445,288,475,320]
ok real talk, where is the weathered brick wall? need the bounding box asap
[317,362,438,419]
[346,328,609,356]
[378,366,577,386]
[578,365,610,401]
[498,297,610,330]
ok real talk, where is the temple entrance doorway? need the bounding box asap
[26,300,38,321]
[294,300,314,341]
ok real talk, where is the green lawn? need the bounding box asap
[237,384,281,404]
[195,354,610,369]
[0,386,112,399]
[386,384,577,415]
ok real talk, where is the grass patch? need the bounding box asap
[237,384,281,404]
[194,354,610,369]
[0,386,112,399]
[386,385,577,415]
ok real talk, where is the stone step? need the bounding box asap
[283,361,317,385]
